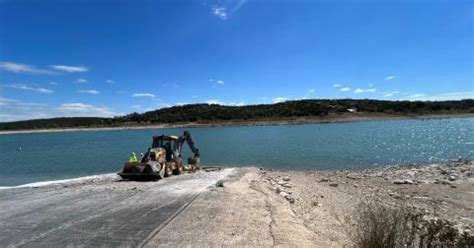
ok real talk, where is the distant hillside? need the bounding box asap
[1,99,473,131]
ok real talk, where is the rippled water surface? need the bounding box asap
[0,117,472,186]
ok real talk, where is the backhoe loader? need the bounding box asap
[118,131,200,181]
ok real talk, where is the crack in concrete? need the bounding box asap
[249,181,276,246]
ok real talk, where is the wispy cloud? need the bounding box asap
[383,91,400,98]
[206,99,222,105]
[79,89,100,94]
[407,93,427,99]
[212,6,227,20]
[333,84,342,88]
[216,80,225,85]
[49,81,58,85]
[50,65,88,73]
[340,87,351,92]
[384,75,396,80]
[272,97,288,103]
[354,88,376,93]
[2,84,53,94]
[76,78,88,83]
[404,91,474,101]
[106,80,115,84]
[0,61,54,74]
[205,99,244,106]
[57,103,118,117]
[132,93,156,98]
[308,89,315,93]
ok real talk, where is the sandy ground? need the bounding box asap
[1,162,473,247]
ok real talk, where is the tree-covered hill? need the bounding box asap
[1,99,473,131]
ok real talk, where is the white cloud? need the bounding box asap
[384,76,396,80]
[272,97,288,103]
[354,88,376,93]
[407,93,426,99]
[308,89,315,93]
[405,91,474,101]
[0,98,120,121]
[0,61,54,74]
[78,89,100,94]
[106,80,115,84]
[216,80,225,85]
[340,87,351,92]
[206,99,222,105]
[212,6,227,20]
[57,103,118,117]
[2,84,53,94]
[333,84,342,88]
[368,83,374,87]
[175,102,190,106]
[50,65,88,73]
[383,91,400,98]
[76,78,88,83]
[205,99,244,106]
[132,93,156,98]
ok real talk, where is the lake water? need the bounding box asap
[0,117,473,186]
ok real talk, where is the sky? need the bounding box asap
[0,0,473,121]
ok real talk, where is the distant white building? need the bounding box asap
[347,108,358,113]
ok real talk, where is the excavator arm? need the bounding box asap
[178,131,200,158]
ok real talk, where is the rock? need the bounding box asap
[282,176,290,181]
[448,175,457,181]
[273,186,281,193]
[393,180,405,184]
[320,178,330,182]
[216,180,225,187]
[346,175,360,180]
[441,180,452,185]
[404,179,414,185]
[329,183,338,187]
[284,195,295,204]
[282,184,292,188]
[279,191,289,197]
[450,185,457,188]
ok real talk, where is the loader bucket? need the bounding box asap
[118,161,165,181]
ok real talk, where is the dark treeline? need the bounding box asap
[1,99,473,131]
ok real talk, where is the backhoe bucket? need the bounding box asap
[118,161,165,181]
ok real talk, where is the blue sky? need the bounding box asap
[0,0,472,121]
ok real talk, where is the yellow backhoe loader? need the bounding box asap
[118,131,200,181]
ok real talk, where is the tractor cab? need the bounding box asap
[151,135,180,162]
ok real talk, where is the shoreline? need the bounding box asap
[1,112,473,135]
[1,161,472,246]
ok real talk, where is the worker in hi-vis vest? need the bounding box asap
[129,152,138,163]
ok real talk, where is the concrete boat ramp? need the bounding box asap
[0,169,236,247]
